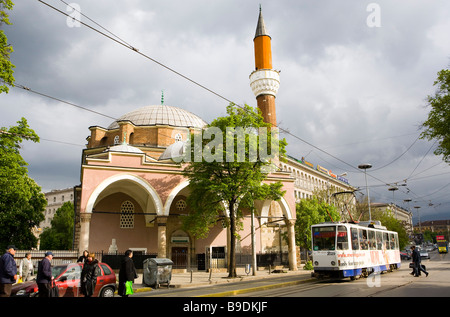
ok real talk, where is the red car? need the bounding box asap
[11,262,116,297]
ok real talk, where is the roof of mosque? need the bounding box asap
[107,105,207,130]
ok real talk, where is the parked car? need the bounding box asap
[400,252,411,260]
[419,249,430,260]
[11,262,116,297]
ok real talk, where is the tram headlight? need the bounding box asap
[314,261,319,266]
[331,261,336,266]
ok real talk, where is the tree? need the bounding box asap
[40,201,74,250]
[420,68,450,162]
[0,118,46,250]
[0,0,15,93]
[294,196,340,252]
[182,103,287,278]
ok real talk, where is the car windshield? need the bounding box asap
[52,263,82,280]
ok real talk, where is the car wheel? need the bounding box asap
[100,286,115,297]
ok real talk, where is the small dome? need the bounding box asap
[159,141,186,161]
[108,105,207,130]
[108,143,144,154]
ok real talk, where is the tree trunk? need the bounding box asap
[228,201,237,278]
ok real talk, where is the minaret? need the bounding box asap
[250,7,280,127]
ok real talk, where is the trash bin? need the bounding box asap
[143,258,173,288]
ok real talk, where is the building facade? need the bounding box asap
[42,188,75,229]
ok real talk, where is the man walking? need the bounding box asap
[0,245,18,297]
[36,251,54,297]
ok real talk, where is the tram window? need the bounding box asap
[359,229,368,250]
[389,233,395,249]
[383,232,389,249]
[368,230,376,250]
[312,226,336,251]
[376,231,383,250]
[351,228,359,250]
[395,234,399,250]
[337,226,348,250]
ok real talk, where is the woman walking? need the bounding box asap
[118,250,138,297]
[80,253,99,297]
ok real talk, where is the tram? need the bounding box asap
[311,221,401,279]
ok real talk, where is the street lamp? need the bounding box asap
[388,186,398,217]
[358,163,372,221]
[414,206,421,233]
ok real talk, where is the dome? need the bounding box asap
[108,143,144,154]
[108,105,207,130]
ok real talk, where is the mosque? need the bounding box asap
[73,9,354,271]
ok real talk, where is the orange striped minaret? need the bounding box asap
[250,7,280,127]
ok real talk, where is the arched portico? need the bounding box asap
[79,173,164,253]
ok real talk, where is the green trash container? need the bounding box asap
[143,258,173,288]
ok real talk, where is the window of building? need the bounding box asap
[114,135,120,145]
[120,200,135,229]
[175,199,186,211]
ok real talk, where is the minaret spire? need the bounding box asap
[250,6,280,127]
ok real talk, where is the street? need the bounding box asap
[134,249,450,298]
[238,250,450,297]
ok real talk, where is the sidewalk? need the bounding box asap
[128,266,315,294]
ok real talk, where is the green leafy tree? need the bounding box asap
[372,209,409,250]
[182,103,287,278]
[295,196,340,252]
[40,201,74,250]
[0,0,15,93]
[420,68,450,162]
[0,118,45,250]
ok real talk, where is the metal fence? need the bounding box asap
[13,250,291,272]
[93,251,290,271]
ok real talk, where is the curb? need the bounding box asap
[197,277,317,297]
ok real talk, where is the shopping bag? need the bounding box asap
[17,277,23,284]
[50,280,59,297]
[125,280,134,295]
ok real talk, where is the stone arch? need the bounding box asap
[258,196,294,226]
[85,173,164,219]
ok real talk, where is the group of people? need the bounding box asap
[77,249,138,297]
[0,245,138,297]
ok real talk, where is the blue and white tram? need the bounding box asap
[311,221,401,279]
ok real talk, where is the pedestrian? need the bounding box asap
[0,245,18,297]
[77,250,89,263]
[19,253,34,282]
[411,246,428,277]
[118,249,138,297]
[36,251,54,297]
[80,253,99,297]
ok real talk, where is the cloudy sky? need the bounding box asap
[2,0,450,223]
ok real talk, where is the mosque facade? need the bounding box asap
[73,9,353,271]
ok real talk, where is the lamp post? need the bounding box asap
[358,163,372,221]
[414,206,421,233]
[404,199,412,233]
[388,186,398,217]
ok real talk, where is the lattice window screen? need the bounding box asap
[120,200,135,229]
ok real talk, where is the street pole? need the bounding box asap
[358,163,372,221]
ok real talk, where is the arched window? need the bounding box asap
[120,200,134,229]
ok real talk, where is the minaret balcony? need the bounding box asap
[249,69,280,98]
